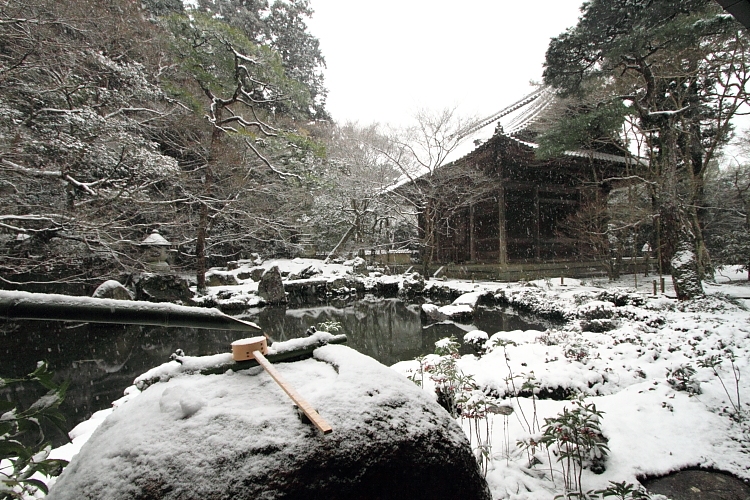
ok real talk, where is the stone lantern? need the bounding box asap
[140,230,173,271]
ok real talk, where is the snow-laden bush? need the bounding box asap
[577,300,618,332]
[594,289,645,307]
[464,330,489,355]
[494,288,571,321]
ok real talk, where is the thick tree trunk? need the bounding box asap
[660,203,704,299]
[655,125,704,300]
[671,240,704,300]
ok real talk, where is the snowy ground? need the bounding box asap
[33,263,750,498]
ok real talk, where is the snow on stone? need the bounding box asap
[463,330,488,343]
[140,230,170,246]
[91,280,132,299]
[47,344,474,499]
[132,333,339,390]
[451,290,486,307]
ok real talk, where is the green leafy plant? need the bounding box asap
[540,397,609,497]
[592,481,651,499]
[1,362,69,499]
[425,336,466,418]
[666,364,701,395]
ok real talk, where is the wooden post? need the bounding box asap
[533,186,540,261]
[469,204,476,262]
[498,187,508,265]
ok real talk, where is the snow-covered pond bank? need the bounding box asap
[1,294,545,446]
[6,261,750,499]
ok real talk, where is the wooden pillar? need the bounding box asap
[534,186,540,261]
[435,219,441,263]
[469,204,476,262]
[576,188,583,258]
[498,187,508,265]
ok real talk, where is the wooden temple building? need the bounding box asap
[410,125,635,281]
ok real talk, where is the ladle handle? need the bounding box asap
[253,351,333,435]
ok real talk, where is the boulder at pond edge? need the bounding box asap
[257,265,287,304]
[48,345,491,500]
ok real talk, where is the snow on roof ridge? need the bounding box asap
[504,89,556,135]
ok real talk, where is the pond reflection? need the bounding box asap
[0,297,548,445]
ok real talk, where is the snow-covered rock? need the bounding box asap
[133,273,192,303]
[421,302,474,322]
[437,303,474,321]
[205,270,240,287]
[451,290,488,308]
[92,280,133,300]
[399,272,425,296]
[421,303,444,321]
[48,345,491,500]
[257,265,287,304]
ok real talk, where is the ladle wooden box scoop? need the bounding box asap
[231,336,333,434]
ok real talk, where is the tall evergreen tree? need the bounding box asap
[543,0,750,299]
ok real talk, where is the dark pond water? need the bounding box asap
[0,297,547,445]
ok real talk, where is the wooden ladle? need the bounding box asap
[231,336,332,434]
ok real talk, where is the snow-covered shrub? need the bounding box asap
[612,305,665,328]
[399,272,425,297]
[591,481,653,499]
[463,330,489,355]
[535,329,570,346]
[563,340,592,363]
[577,300,618,332]
[577,301,615,320]
[698,354,744,421]
[349,256,367,275]
[405,355,427,387]
[676,294,743,313]
[316,320,342,333]
[573,291,597,305]
[456,387,502,476]
[594,289,645,307]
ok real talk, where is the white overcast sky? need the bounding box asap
[306,1,584,127]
